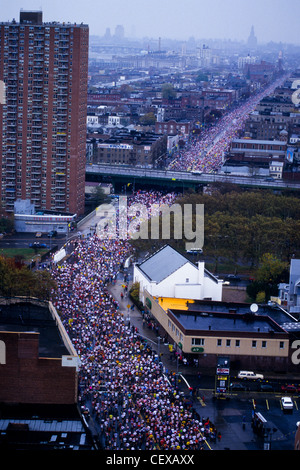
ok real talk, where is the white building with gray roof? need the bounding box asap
[133,244,223,303]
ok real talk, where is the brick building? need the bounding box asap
[244,60,275,83]
[230,138,287,160]
[244,93,300,141]
[95,130,167,168]
[0,11,89,215]
[0,298,79,405]
[155,119,191,137]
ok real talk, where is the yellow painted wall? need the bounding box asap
[155,296,195,311]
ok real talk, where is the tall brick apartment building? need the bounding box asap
[0,11,89,215]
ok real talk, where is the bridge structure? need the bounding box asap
[86,164,300,193]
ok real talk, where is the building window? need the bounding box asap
[226,339,231,347]
[252,340,257,348]
[235,339,240,347]
[192,338,204,346]
[262,341,267,348]
[217,339,222,346]
[279,341,285,349]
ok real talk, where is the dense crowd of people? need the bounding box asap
[168,76,288,173]
[51,190,218,450]
[49,76,291,449]
[50,78,289,449]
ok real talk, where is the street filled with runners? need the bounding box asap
[167,76,288,174]
[51,190,220,450]
[50,76,289,450]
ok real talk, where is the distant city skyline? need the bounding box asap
[2,0,300,45]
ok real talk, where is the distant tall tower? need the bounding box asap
[247,25,257,50]
[278,50,284,71]
[114,25,124,40]
[104,27,111,41]
[0,11,89,215]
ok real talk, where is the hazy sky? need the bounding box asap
[3,0,300,44]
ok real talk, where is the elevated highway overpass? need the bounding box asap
[86,164,300,193]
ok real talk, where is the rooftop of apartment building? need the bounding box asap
[99,129,164,145]
[1,10,88,27]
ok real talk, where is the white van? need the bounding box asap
[238,370,264,380]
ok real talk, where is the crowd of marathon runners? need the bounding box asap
[50,77,288,450]
[51,190,220,450]
[168,76,288,173]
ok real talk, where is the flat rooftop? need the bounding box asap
[0,301,69,358]
[169,300,297,334]
[0,403,94,450]
[169,309,284,333]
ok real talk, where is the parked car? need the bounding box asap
[238,370,264,381]
[35,232,42,238]
[186,248,203,255]
[223,274,241,282]
[229,382,248,391]
[281,396,294,410]
[281,384,300,394]
[259,383,274,392]
[29,242,41,249]
[47,230,57,238]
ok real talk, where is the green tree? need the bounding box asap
[256,253,288,285]
[256,291,266,303]
[247,253,289,301]
[162,83,176,100]
[196,72,209,82]
[91,186,109,208]
[139,112,156,125]
[0,256,56,299]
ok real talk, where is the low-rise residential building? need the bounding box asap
[134,245,223,303]
[14,199,76,234]
[269,160,284,178]
[155,119,191,137]
[230,138,287,159]
[278,259,300,315]
[95,130,167,168]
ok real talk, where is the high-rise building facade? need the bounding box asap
[0,11,89,215]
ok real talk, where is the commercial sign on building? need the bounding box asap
[98,143,133,150]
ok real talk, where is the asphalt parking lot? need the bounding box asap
[182,374,299,450]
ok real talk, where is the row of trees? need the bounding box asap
[181,189,300,269]
[130,188,300,267]
[129,187,300,300]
